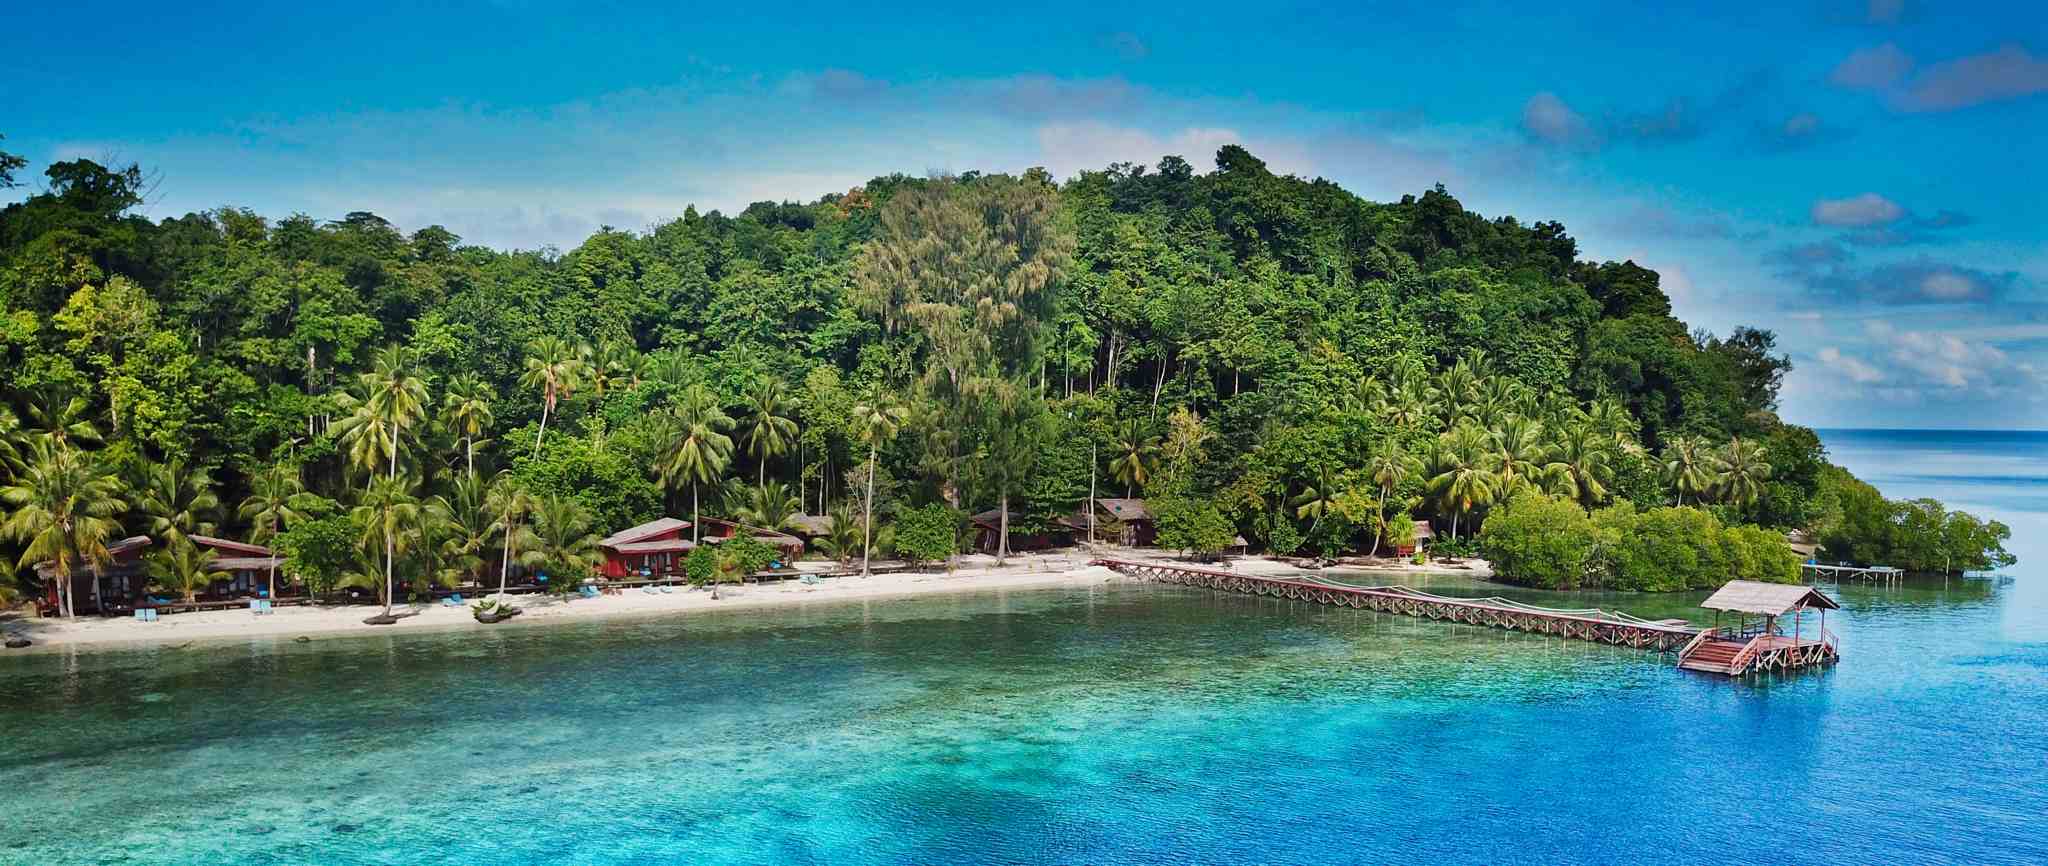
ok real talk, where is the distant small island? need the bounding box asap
[0,141,2011,620]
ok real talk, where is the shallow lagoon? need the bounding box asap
[3,429,2044,865]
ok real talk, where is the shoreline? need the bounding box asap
[2,552,1493,657]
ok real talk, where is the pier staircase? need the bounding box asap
[1678,635,1757,675]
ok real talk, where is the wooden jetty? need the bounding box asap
[1091,558,1699,652]
[1802,562,1904,583]
[1092,559,1841,677]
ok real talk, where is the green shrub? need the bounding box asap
[892,504,961,565]
[1479,493,1597,589]
[1723,524,1800,584]
[1154,497,1235,558]
[684,545,718,586]
[1600,505,1730,592]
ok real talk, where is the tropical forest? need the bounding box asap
[0,139,2014,614]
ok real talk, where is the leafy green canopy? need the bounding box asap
[0,144,2009,595]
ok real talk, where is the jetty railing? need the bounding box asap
[1092,558,1701,652]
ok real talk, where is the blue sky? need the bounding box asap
[5,0,2045,429]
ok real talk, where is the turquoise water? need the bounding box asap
[3,430,2045,864]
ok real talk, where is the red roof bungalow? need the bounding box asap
[35,535,152,616]
[698,517,806,560]
[599,517,693,578]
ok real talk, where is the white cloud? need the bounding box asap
[1520,92,1596,148]
[1892,44,2048,112]
[1830,43,1914,89]
[1817,347,1885,383]
[1811,192,1905,227]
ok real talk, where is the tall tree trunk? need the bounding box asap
[382,531,396,616]
[534,388,552,452]
[996,491,1010,564]
[466,437,475,479]
[268,561,277,602]
[861,446,877,578]
[691,484,701,544]
[1152,351,1168,407]
[1367,487,1387,559]
[497,516,514,600]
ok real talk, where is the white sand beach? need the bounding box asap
[1,551,1490,655]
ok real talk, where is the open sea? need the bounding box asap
[2,429,2044,865]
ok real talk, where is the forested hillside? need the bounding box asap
[0,140,2010,606]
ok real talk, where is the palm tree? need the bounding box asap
[590,341,646,398]
[850,392,909,577]
[728,480,802,531]
[148,539,229,605]
[441,374,496,479]
[134,459,220,550]
[1662,435,1711,507]
[521,336,587,451]
[1488,416,1552,498]
[352,474,421,618]
[1,442,126,618]
[238,461,317,600]
[485,475,538,600]
[530,494,603,578]
[336,347,429,482]
[814,503,863,565]
[1427,425,1496,540]
[22,389,104,452]
[1713,436,1773,507]
[1365,439,1419,558]
[1290,468,1349,549]
[431,474,497,588]
[660,384,734,544]
[1108,419,1160,498]
[1549,424,1615,506]
[0,404,23,475]
[741,378,799,487]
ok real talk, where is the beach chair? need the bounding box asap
[249,599,273,616]
[134,608,159,622]
[659,585,675,594]
[579,585,601,599]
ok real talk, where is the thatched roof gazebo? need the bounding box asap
[1681,581,1842,676]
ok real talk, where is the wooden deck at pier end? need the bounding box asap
[1091,559,1841,678]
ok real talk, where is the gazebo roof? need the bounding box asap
[1699,581,1840,615]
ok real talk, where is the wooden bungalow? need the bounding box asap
[1093,498,1157,547]
[785,513,835,540]
[1396,520,1436,557]
[34,535,152,616]
[1678,581,1841,676]
[190,534,288,598]
[698,517,806,560]
[969,509,1075,555]
[599,517,694,578]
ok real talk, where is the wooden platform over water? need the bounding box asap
[1093,558,1840,676]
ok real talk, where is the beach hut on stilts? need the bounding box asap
[1678,581,1841,676]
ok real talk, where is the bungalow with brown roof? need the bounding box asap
[34,535,152,616]
[698,517,806,559]
[969,509,1075,554]
[190,534,289,598]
